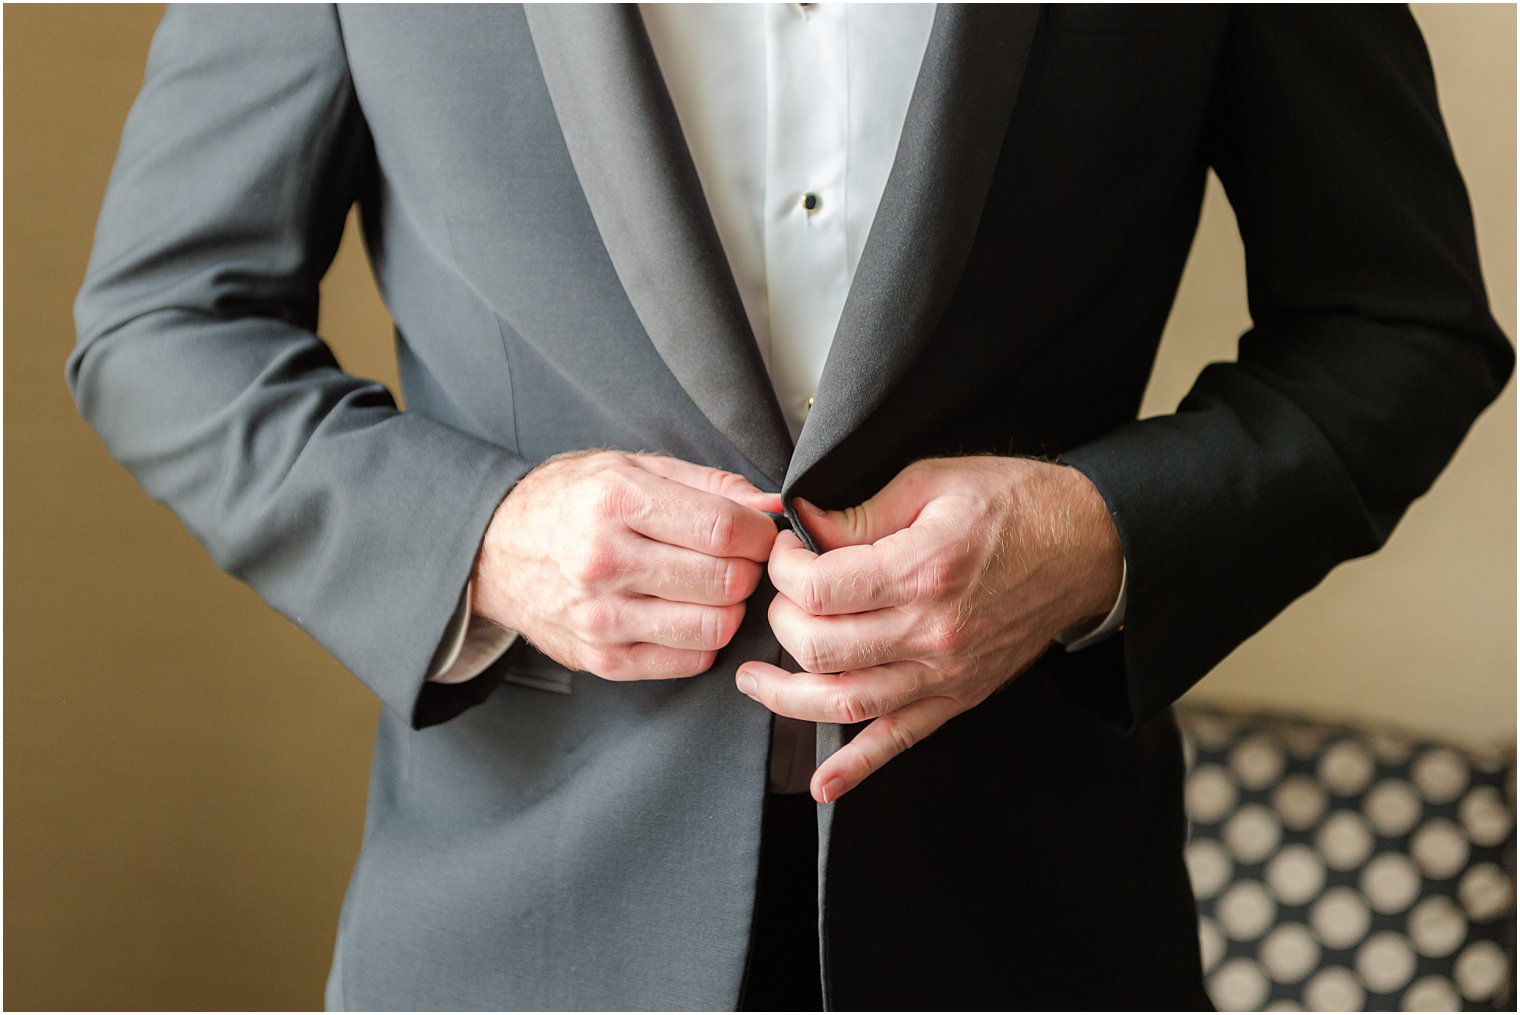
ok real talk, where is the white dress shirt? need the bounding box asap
[430,3,1125,708]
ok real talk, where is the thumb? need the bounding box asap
[793,475,924,551]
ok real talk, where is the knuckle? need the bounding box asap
[698,609,726,651]
[923,615,964,655]
[589,476,630,524]
[572,598,616,638]
[913,555,958,601]
[829,687,873,725]
[573,541,620,585]
[797,572,830,616]
[879,715,920,756]
[794,632,830,674]
[836,504,864,540]
[714,559,749,604]
[582,645,622,679]
[705,507,738,556]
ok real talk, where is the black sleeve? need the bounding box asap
[1058,6,1514,732]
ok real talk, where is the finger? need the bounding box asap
[792,466,927,551]
[768,527,922,616]
[619,597,747,651]
[623,538,763,606]
[734,659,933,724]
[616,468,777,561]
[809,695,962,804]
[769,592,924,673]
[632,455,783,515]
[583,641,718,681]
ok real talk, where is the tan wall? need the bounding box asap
[5,5,1512,1010]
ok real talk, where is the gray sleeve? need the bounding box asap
[68,4,534,728]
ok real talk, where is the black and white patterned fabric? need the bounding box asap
[1178,706,1516,1012]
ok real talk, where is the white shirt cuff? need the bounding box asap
[426,583,521,684]
[1055,557,1127,653]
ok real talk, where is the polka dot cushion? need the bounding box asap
[1177,706,1515,1011]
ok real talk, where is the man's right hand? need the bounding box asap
[469,450,783,680]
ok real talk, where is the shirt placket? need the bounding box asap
[764,1,851,442]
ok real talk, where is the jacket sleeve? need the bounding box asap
[1056,6,1514,733]
[68,5,536,729]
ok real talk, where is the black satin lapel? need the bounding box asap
[523,4,794,487]
[784,4,1041,502]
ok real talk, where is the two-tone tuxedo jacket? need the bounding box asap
[69,4,1512,1009]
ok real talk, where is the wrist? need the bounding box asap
[1051,462,1124,630]
[469,488,521,631]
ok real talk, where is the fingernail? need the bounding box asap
[736,671,757,696]
[818,776,845,804]
[794,497,823,516]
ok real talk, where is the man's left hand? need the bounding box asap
[736,456,1123,804]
